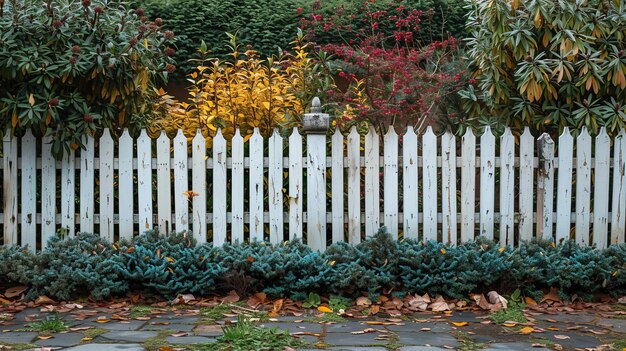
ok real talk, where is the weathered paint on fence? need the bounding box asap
[2,126,626,250]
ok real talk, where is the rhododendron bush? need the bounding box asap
[301,0,469,133]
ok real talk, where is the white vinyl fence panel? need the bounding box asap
[1,126,626,250]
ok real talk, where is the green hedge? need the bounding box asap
[0,229,623,301]
[136,0,301,73]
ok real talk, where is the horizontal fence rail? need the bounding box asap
[2,126,625,250]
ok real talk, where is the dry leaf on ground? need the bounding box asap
[487,291,508,310]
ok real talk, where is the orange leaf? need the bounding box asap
[451,322,469,327]
[519,327,535,334]
[317,305,333,313]
[525,297,537,305]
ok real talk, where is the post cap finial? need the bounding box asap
[311,97,321,113]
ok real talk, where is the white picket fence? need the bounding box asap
[2,125,626,251]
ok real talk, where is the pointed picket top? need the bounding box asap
[348,125,360,139]
[423,125,436,139]
[384,125,397,138]
[101,127,113,142]
[597,126,609,139]
[174,128,186,143]
[538,132,554,145]
[233,127,243,141]
[404,125,417,142]
[214,127,226,144]
[157,129,169,142]
[365,124,377,139]
[481,125,495,140]
[462,126,476,140]
[290,127,301,138]
[270,127,281,141]
[193,128,205,143]
[332,127,343,140]
[559,127,572,140]
[578,126,591,141]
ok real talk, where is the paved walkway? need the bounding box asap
[0,305,624,350]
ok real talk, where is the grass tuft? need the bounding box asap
[489,304,527,324]
[191,316,308,351]
[28,314,68,333]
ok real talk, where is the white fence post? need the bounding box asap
[304,98,329,251]
[576,128,592,245]
[192,129,207,244]
[480,127,495,240]
[612,130,626,245]
[422,127,437,241]
[593,127,610,248]
[288,128,303,241]
[331,128,344,243]
[119,129,134,239]
[213,129,227,245]
[156,131,172,235]
[403,127,419,240]
[441,130,457,244]
[499,128,515,246]
[173,130,189,233]
[3,134,17,245]
[383,127,398,238]
[268,129,284,244]
[556,128,573,243]
[461,129,476,242]
[347,127,361,244]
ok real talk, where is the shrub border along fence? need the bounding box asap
[0,230,624,302]
[2,121,626,250]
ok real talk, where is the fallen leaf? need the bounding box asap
[541,287,562,304]
[553,335,570,340]
[356,297,372,307]
[159,347,174,351]
[222,291,240,303]
[429,296,450,312]
[81,337,93,342]
[369,305,380,315]
[34,296,55,305]
[525,297,538,305]
[170,332,188,337]
[317,306,332,313]
[503,322,518,327]
[5,286,28,298]
[472,293,492,311]
[420,327,431,331]
[37,335,54,340]
[451,321,469,327]
[519,327,535,334]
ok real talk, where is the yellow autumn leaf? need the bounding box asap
[28,93,35,106]
[519,327,535,334]
[498,247,505,253]
[317,306,333,313]
[440,249,446,254]
[503,323,518,327]
[166,257,175,263]
[81,337,93,342]
[451,322,469,327]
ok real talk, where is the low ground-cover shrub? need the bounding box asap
[1,229,624,302]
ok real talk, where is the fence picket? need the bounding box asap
[80,135,95,234]
[2,134,17,245]
[499,128,515,246]
[174,130,189,233]
[41,135,56,246]
[480,127,495,240]
[384,127,399,238]
[423,127,437,241]
[611,129,626,245]
[213,129,227,245]
[156,131,172,234]
[331,128,344,243]
[231,130,245,243]
[347,127,361,244]
[192,130,207,244]
[119,130,134,239]
[537,133,555,240]
[100,129,114,241]
[365,126,380,237]
[556,128,573,242]
[519,127,534,242]
[61,149,76,238]
[20,131,36,249]
[441,130,457,244]
[288,128,303,240]
[137,130,153,233]
[461,129,476,242]
[249,129,264,241]
[593,128,610,248]
[403,127,419,239]
[268,130,283,244]
[576,128,592,245]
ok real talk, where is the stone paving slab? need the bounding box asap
[260,322,322,333]
[192,324,224,336]
[0,331,38,343]
[100,330,159,343]
[322,332,387,346]
[34,332,84,347]
[395,332,460,347]
[386,322,452,333]
[63,343,146,351]
[597,318,626,332]
[141,323,195,332]
[165,335,216,344]
[483,342,551,351]
[398,347,448,351]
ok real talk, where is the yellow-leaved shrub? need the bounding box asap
[150,32,334,142]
